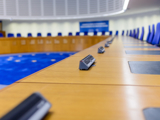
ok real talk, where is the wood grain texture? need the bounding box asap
[1,83,160,120]
[0,36,160,120]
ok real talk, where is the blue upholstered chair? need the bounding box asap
[122,30,124,36]
[136,28,139,39]
[126,30,128,36]
[84,32,88,36]
[47,33,52,36]
[0,33,3,37]
[109,31,112,35]
[132,30,135,37]
[139,27,144,41]
[28,33,32,37]
[68,32,72,36]
[101,31,106,35]
[17,33,21,37]
[58,32,62,36]
[129,30,132,37]
[76,32,80,36]
[115,31,118,36]
[146,26,151,42]
[37,33,42,37]
[8,33,14,37]
[94,31,97,36]
[134,29,137,38]
[148,24,155,44]
[151,23,160,45]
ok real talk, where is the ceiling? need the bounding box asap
[0,0,159,21]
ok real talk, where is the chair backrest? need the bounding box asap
[37,33,41,37]
[132,29,135,37]
[139,27,144,41]
[94,31,97,36]
[109,31,112,35]
[126,30,128,36]
[17,33,21,37]
[76,32,80,36]
[134,29,137,38]
[122,30,124,36]
[47,33,51,36]
[148,24,155,44]
[68,32,72,36]
[136,28,139,39]
[0,33,3,37]
[146,25,151,42]
[102,31,105,35]
[58,32,62,36]
[151,23,160,45]
[129,30,132,36]
[28,33,32,37]
[115,31,118,36]
[8,33,14,37]
[84,32,88,36]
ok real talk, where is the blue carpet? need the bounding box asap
[0,52,76,85]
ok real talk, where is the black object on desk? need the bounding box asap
[98,46,105,53]
[143,108,160,120]
[0,92,52,120]
[79,54,96,70]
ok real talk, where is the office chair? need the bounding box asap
[37,33,42,37]
[68,32,72,36]
[109,31,112,35]
[115,31,118,36]
[58,32,62,36]
[148,24,155,44]
[136,28,139,39]
[146,25,151,42]
[122,30,124,36]
[47,33,52,36]
[139,27,144,41]
[8,33,14,37]
[151,23,160,45]
[84,32,88,36]
[17,33,21,37]
[94,31,97,36]
[28,33,32,37]
[76,32,80,36]
[0,33,3,37]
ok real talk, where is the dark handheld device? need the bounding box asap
[79,54,96,70]
[0,92,52,120]
[98,46,105,53]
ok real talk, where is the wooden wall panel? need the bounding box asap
[0,36,110,54]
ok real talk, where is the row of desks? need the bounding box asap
[0,36,109,54]
[0,36,160,120]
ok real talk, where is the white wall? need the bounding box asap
[2,10,160,40]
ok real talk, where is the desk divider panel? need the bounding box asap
[0,36,110,54]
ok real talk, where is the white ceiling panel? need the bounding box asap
[89,0,98,14]
[18,0,29,16]
[31,0,41,16]
[79,0,88,15]
[55,0,66,16]
[6,0,17,16]
[43,0,54,16]
[67,0,77,15]
[0,0,4,15]
[0,0,131,20]
[99,0,107,13]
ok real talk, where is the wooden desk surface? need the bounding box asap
[16,37,160,86]
[0,36,160,120]
[2,83,160,120]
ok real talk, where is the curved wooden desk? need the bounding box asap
[0,36,160,120]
